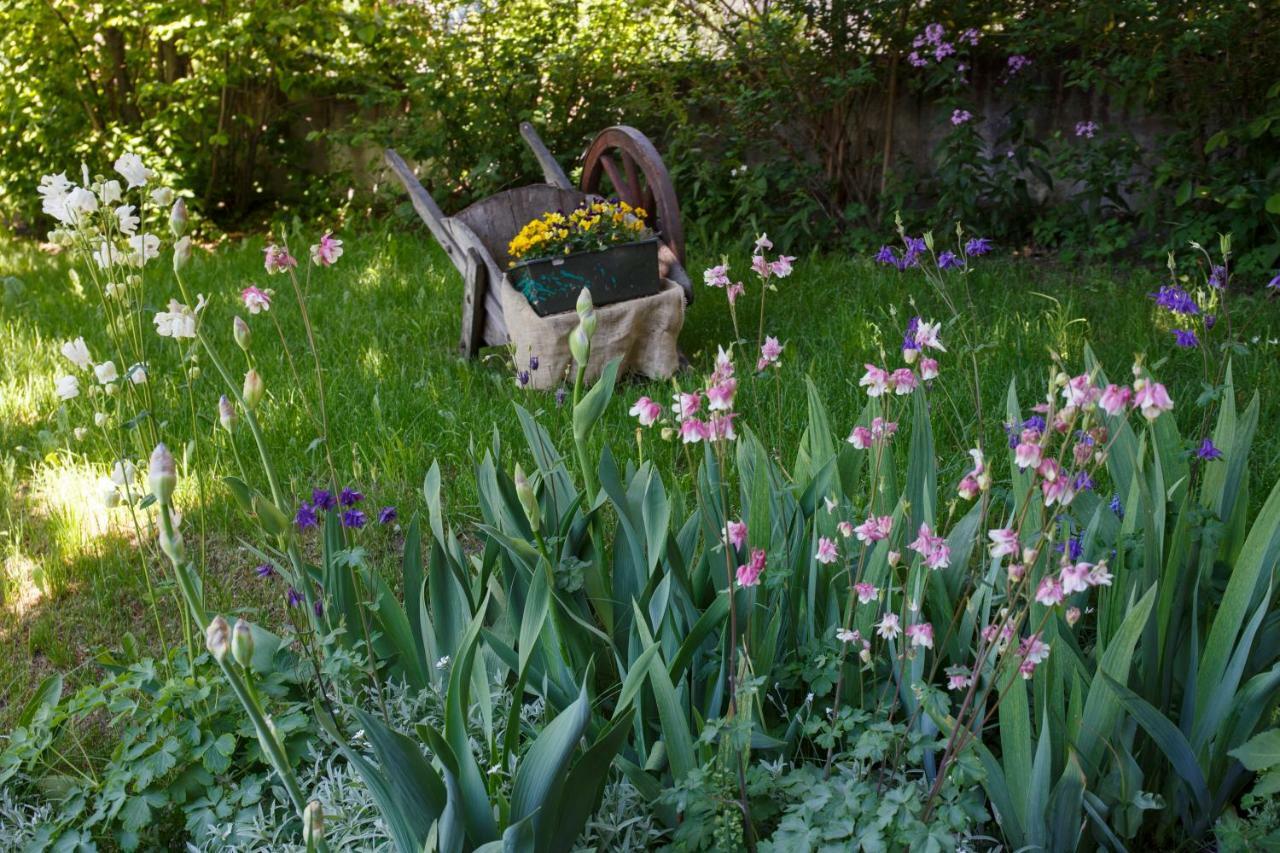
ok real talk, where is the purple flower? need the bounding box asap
[1074,121,1098,139]
[286,587,303,607]
[938,250,962,270]
[903,316,921,353]
[255,563,275,578]
[378,506,398,525]
[295,501,319,530]
[339,487,364,506]
[951,109,972,126]
[1173,329,1199,348]
[313,599,324,617]
[342,508,367,529]
[528,355,539,371]
[934,42,956,62]
[1268,273,1280,290]
[924,23,945,44]
[1072,471,1094,492]
[311,488,336,510]
[964,237,992,256]
[1006,55,1031,75]
[1205,314,1217,330]
[1150,284,1200,315]
[1208,265,1227,290]
[874,245,898,266]
[1109,494,1124,517]
[517,370,530,388]
[960,27,980,46]
[555,387,568,407]
[1196,437,1223,460]
[1067,534,1083,561]
[908,51,928,68]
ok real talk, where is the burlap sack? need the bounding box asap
[501,278,685,390]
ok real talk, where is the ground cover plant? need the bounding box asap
[2,152,1280,851]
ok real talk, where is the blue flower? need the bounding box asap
[339,487,364,506]
[1109,494,1124,518]
[255,563,275,578]
[938,250,962,270]
[1208,265,1227,289]
[517,370,530,388]
[342,508,367,528]
[902,316,921,353]
[555,387,568,407]
[1149,284,1200,315]
[1196,437,1223,461]
[1268,273,1280,290]
[528,355,539,371]
[295,501,319,530]
[1173,329,1199,348]
[311,489,336,510]
[378,506,397,525]
[964,237,992,256]
[286,587,303,607]
[874,245,898,266]
[1072,471,1094,492]
[1205,314,1217,330]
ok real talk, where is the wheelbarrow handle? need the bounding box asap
[383,148,464,262]
[519,122,573,190]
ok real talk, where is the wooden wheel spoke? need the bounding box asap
[581,125,686,266]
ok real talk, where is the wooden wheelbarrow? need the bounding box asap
[384,122,693,356]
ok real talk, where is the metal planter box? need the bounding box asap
[510,238,660,317]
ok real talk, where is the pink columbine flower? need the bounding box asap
[837,520,854,538]
[770,255,796,278]
[727,282,745,305]
[854,515,893,543]
[1019,634,1050,671]
[630,396,663,426]
[854,583,879,604]
[241,285,271,314]
[915,321,946,351]
[754,233,773,252]
[871,418,898,441]
[1041,476,1075,507]
[890,368,918,395]
[988,528,1019,558]
[707,378,737,411]
[815,537,839,564]
[860,364,889,397]
[1062,374,1100,408]
[905,622,934,649]
[847,426,872,449]
[263,244,297,274]
[1014,441,1043,470]
[310,232,343,267]
[946,667,973,690]
[1134,380,1173,420]
[1088,561,1113,587]
[757,336,783,371]
[1066,606,1082,626]
[724,519,748,551]
[836,627,862,644]
[707,413,737,442]
[679,417,709,443]
[1035,575,1065,606]
[1008,562,1027,582]
[920,357,939,380]
[672,391,702,418]
[712,346,735,381]
[704,264,730,287]
[736,548,766,587]
[876,612,901,641]
[1099,383,1131,416]
[958,475,981,500]
[1060,561,1091,595]
[909,523,951,570]
[751,254,771,279]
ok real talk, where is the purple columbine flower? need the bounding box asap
[964,237,992,256]
[295,501,319,530]
[312,488,336,511]
[378,506,397,525]
[1208,265,1227,289]
[313,599,324,617]
[339,487,364,506]
[1150,284,1199,315]
[342,508,367,528]
[528,355,539,371]
[1196,437,1223,460]
[517,370,531,388]
[256,563,275,578]
[1072,471,1095,492]
[1173,329,1199,348]
[902,316,921,354]
[874,245,898,266]
[1067,534,1084,561]
[286,587,303,607]
[938,250,963,270]
[1109,494,1124,518]
[1268,273,1280,290]
[1205,314,1217,330]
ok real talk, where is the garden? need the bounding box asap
[2,2,1280,851]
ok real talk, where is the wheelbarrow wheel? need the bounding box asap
[580,126,686,266]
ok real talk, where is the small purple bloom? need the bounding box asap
[908,51,928,68]
[1150,284,1199,315]
[339,487,364,506]
[555,387,568,407]
[1074,121,1098,139]
[1205,314,1217,330]
[378,506,397,525]
[1196,437,1223,461]
[874,245,898,266]
[1072,471,1094,492]
[934,42,955,62]
[1109,494,1124,518]
[311,489,336,511]
[1006,55,1031,75]
[528,355,539,371]
[287,587,303,607]
[517,370,530,388]
[951,109,972,126]
[924,23,945,44]
[1268,273,1280,290]
[964,237,992,256]
[903,316,921,353]
[342,508,367,529]
[1067,534,1084,561]
[314,599,324,617]
[256,563,275,578]
[295,501,319,530]
[1208,265,1227,290]
[938,250,962,270]
[960,27,980,46]
[1173,329,1199,348]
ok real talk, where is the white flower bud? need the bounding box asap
[148,443,177,504]
[205,615,230,662]
[514,464,540,533]
[170,198,188,239]
[243,369,264,408]
[173,236,191,273]
[569,325,590,368]
[218,395,238,432]
[231,618,255,668]
[233,316,251,352]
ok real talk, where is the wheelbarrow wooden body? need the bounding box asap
[385,122,692,356]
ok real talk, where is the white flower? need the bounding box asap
[55,374,80,400]
[153,296,206,339]
[114,153,154,189]
[65,187,99,224]
[115,204,139,236]
[98,180,123,206]
[435,656,450,669]
[94,412,109,427]
[100,479,121,509]
[92,239,125,269]
[94,361,119,384]
[150,187,174,206]
[128,363,148,385]
[126,233,160,267]
[73,427,88,441]
[110,459,137,486]
[38,173,75,223]
[61,337,92,369]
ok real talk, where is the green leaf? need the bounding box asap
[17,673,61,727]
[632,601,696,780]
[1078,585,1156,775]
[1047,751,1086,853]
[1267,192,1280,215]
[572,357,621,441]
[616,642,662,718]
[510,680,592,847]
[1230,729,1280,772]
[518,566,551,675]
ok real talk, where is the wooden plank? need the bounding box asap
[519,122,573,190]
[459,249,488,357]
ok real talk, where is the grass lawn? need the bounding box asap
[2,228,1279,730]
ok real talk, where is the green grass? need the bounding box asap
[2,228,1279,729]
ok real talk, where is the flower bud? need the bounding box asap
[149,443,177,504]
[514,464,540,533]
[231,618,255,668]
[173,236,191,273]
[205,615,230,662]
[218,395,238,432]
[233,316,252,352]
[159,521,186,563]
[576,288,597,339]
[303,800,324,846]
[1065,606,1081,627]
[243,369,264,408]
[170,198,188,238]
[569,325,590,368]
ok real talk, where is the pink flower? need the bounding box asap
[1098,383,1131,416]
[890,368,918,395]
[1062,374,1099,408]
[1035,575,1064,606]
[724,519,748,551]
[860,364,889,397]
[871,418,898,441]
[712,346,735,381]
[915,321,946,351]
[703,264,730,287]
[679,417,709,443]
[672,391,702,418]
[905,622,934,649]
[1041,477,1075,507]
[770,255,796,278]
[815,537,839,564]
[727,282,745,305]
[837,520,854,538]
[751,254,771,279]
[757,336,783,371]
[1134,380,1173,420]
[1060,561,1091,595]
[854,514,893,543]
[887,549,901,566]
[707,413,737,442]
[1019,633,1050,665]
[847,426,872,449]
[908,523,951,570]
[707,378,737,411]
[958,475,981,500]
[263,244,297,274]
[876,612,901,640]
[630,396,663,426]
[951,109,973,126]
[736,548,766,587]
[240,285,271,314]
[920,357,939,380]
[310,232,343,267]
[987,528,1019,558]
[1088,561,1113,587]
[754,233,773,252]
[1066,606,1082,626]
[946,667,973,690]
[1014,441,1042,470]
[854,582,879,604]
[836,627,862,644]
